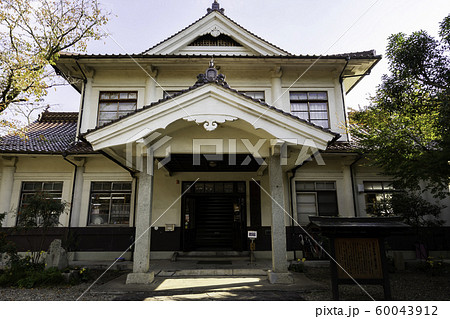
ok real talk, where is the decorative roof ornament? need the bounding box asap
[195,59,228,87]
[207,0,224,14]
[205,57,218,81]
[210,26,221,37]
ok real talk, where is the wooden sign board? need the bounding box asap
[334,238,383,280]
[248,231,257,239]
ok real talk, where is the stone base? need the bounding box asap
[126,272,155,284]
[267,270,294,284]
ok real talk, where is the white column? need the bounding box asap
[80,77,93,134]
[144,66,158,106]
[0,156,16,227]
[126,153,154,284]
[271,67,283,110]
[268,151,293,284]
[343,164,357,217]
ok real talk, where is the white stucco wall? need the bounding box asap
[4,156,74,227]
[78,62,348,143]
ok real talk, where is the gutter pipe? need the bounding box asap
[75,59,87,139]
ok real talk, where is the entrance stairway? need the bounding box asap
[166,251,268,276]
[172,251,250,262]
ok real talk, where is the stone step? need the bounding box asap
[173,251,250,261]
[168,268,267,276]
[177,251,250,257]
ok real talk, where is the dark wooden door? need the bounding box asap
[195,196,234,250]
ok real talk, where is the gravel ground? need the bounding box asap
[302,265,450,301]
[0,284,115,301]
[0,265,449,301]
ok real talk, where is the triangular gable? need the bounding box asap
[142,10,290,56]
[84,82,337,151]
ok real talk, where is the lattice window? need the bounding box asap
[89,182,132,226]
[290,91,330,128]
[98,91,137,127]
[189,34,242,47]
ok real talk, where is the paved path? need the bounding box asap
[90,271,325,301]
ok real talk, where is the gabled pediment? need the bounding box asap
[142,10,290,56]
[84,83,337,151]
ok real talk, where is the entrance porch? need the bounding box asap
[82,76,338,284]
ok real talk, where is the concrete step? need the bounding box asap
[69,260,133,270]
[174,251,250,261]
[169,268,267,276]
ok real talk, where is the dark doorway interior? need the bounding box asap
[182,181,246,251]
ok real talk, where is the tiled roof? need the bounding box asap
[326,141,357,152]
[84,72,340,140]
[58,51,381,60]
[0,112,94,154]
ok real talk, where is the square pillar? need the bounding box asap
[268,153,293,284]
[0,156,16,226]
[126,158,155,284]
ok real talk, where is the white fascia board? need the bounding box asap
[85,84,335,150]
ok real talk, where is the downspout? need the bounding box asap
[62,155,77,251]
[287,135,341,259]
[78,132,138,261]
[75,59,87,138]
[78,135,136,178]
[339,57,351,141]
[287,152,316,261]
[288,169,298,260]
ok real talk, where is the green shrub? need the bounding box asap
[0,266,65,288]
[289,258,306,273]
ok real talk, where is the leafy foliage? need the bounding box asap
[0,0,109,113]
[350,15,450,198]
[371,192,444,228]
[17,191,66,229]
[16,191,67,264]
[0,255,65,288]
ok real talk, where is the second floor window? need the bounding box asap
[290,91,329,128]
[98,91,137,127]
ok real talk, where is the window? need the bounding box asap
[182,181,246,194]
[17,182,63,225]
[364,181,394,216]
[295,181,338,224]
[98,91,137,127]
[89,182,132,226]
[290,91,329,128]
[242,91,265,102]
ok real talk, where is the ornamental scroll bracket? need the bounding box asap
[183,115,237,131]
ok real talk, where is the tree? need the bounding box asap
[0,0,108,113]
[16,191,67,264]
[350,14,450,198]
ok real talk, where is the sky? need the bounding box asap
[42,0,450,114]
